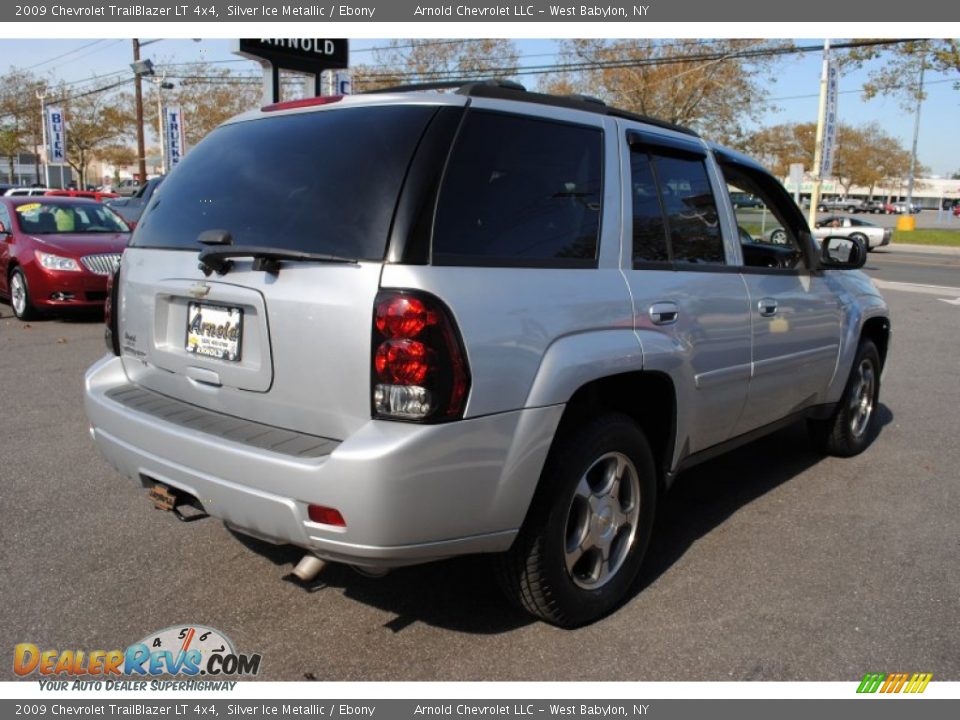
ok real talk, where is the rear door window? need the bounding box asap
[131,105,438,261]
[432,110,603,267]
[629,135,725,267]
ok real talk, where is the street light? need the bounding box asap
[131,39,200,183]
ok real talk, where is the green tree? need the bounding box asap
[844,40,960,110]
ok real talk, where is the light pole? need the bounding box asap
[36,89,47,187]
[131,39,149,183]
[905,60,925,212]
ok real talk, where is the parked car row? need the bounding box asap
[803,196,926,214]
[4,187,119,202]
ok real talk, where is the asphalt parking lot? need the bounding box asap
[1,249,958,682]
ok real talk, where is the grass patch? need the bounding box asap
[892,228,960,246]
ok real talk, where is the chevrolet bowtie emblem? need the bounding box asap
[188,282,211,298]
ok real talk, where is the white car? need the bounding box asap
[3,187,51,197]
[766,216,891,251]
[813,216,891,251]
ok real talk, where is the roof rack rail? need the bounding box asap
[363,78,524,95]
[361,78,699,138]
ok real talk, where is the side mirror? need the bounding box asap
[820,235,866,270]
[0,221,6,234]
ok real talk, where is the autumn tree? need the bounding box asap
[0,68,47,183]
[141,62,261,149]
[744,121,918,198]
[537,39,791,146]
[56,82,133,187]
[745,122,816,177]
[352,39,520,91]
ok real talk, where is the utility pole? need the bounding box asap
[132,38,147,183]
[36,90,47,187]
[906,60,925,211]
[808,39,831,229]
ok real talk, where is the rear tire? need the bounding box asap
[495,413,657,627]
[849,231,870,252]
[808,339,881,457]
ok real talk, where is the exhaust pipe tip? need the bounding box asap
[292,554,327,583]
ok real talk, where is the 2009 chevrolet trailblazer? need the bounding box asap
[84,81,889,626]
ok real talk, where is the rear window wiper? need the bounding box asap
[198,245,358,276]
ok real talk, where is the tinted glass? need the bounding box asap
[433,111,602,266]
[653,155,724,265]
[132,106,436,260]
[630,153,669,263]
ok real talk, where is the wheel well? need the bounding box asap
[861,316,890,370]
[556,372,676,491]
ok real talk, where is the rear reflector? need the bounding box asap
[307,504,346,527]
[261,96,343,112]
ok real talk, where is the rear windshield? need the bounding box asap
[131,105,437,260]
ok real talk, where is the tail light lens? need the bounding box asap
[371,290,470,422]
[104,265,121,356]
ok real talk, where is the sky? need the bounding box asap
[2,37,958,177]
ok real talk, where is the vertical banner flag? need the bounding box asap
[46,106,67,164]
[164,105,186,169]
[820,62,839,178]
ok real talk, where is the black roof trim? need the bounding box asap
[361,79,699,138]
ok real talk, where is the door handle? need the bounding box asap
[758,298,778,317]
[649,301,679,325]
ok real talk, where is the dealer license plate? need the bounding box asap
[185,302,243,361]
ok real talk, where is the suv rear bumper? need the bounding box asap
[84,355,562,567]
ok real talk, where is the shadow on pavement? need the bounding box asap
[229,407,893,634]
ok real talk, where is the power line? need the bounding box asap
[23,40,104,70]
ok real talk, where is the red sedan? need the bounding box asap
[0,197,130,320]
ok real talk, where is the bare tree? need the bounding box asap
[352,39,520,91]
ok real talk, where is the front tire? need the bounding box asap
[809,339,881,457]
[9,268,39,321]
[496,414,657,627]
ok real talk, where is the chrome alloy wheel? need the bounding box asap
[849,358,876,438]
[564,451,641,590]
[10,272,26,316]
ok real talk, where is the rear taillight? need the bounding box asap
[104,265,121,356]
[371,290,470,422]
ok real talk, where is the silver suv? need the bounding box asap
[84,82,890,627]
